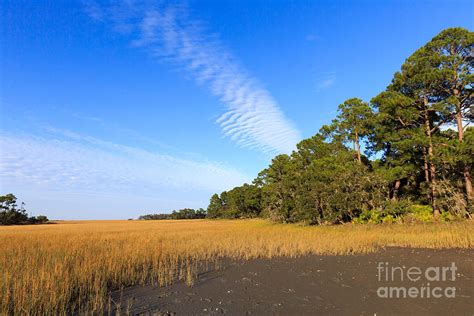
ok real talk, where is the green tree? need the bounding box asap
[332,98,374,163]
[0,194,29,225]
[292,134,386,223]
[389,43,451,218]
[0,194,47,225]
[222,184,262,218]
[206,193,223,218]
[424,28,473,201]
[370,90,424,201]
[257,154,297,222]
[205,27,471,224]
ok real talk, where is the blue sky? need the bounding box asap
[1,0,472,219]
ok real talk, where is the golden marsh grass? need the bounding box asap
[1,219,473,314]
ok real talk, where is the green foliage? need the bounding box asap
[258,154,296,222]
[34,215,49,224]
[139,208,206,220]
[206,184,262,219]
[353,210,396,224]
[206,28,473,225]
[399,204,459,223]
[206,194,223,218]
[0,194,49,225]
[405,204,434,222]
[352,203,455,224]
[353,203,463,224]
[332,98,374,162]
[353,200,411,224]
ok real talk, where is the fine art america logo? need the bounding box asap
[377,262,458,299]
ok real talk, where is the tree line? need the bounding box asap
[0,194,49,225]
[206,28,473,224]
[139,208,207,220]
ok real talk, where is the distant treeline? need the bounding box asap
[206,28,473,224]
[0,194,49,225]
[139,208,207,220]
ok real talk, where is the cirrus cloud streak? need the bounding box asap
[86,1,301,154]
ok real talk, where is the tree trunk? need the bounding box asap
[355,129,361,163]
[464,168,473,200]
[454,89,473,201]
[422,147,431,201]
[391,180,401,201]
[456,106,464,141]
[422,149,430,182]
[423,99,440,219]
[429,153,440,219]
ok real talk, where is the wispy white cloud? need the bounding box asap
[317,72,336,90]
[0,130,250,218]
[318,77,335,89]
[0,131,249,193]
[86,1,300,154]
[83,0,103,22]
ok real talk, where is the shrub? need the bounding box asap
[400,204,456,223]
[353,200,411,224]
[404,204,433,222]
[353,210,381,224]
[31,215,49,224]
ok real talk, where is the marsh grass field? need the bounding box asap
[1,219,473,314]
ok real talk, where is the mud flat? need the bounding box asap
[114,248,473,315]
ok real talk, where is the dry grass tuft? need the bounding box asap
[1,219,472,314]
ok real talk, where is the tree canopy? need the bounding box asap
[0,194,49,225]
[139,208,207,220]
[206,28,473,224]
